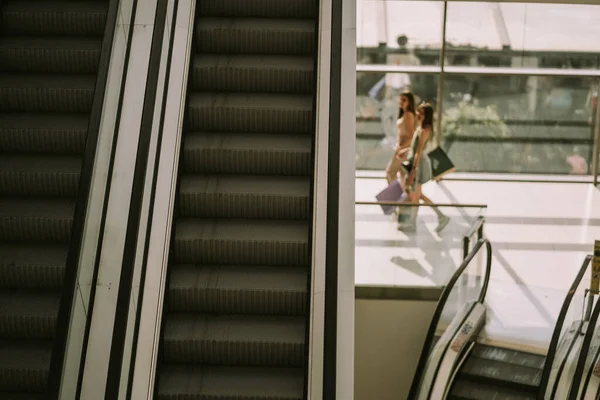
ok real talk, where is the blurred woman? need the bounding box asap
[385,91,416,184]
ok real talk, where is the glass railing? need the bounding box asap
[407,234,492,399]
[541,256,592,399]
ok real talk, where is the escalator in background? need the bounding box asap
[154,1,318,398]
[0,0,109,396]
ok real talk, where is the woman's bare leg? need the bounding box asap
[420,193,450,233]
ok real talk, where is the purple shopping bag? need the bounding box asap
[376,180,405,215]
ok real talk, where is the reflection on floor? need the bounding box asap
[356,174,600,352]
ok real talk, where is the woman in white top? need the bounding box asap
[385,91,416,184]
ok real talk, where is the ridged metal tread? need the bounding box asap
[0,37,102,73]
[196,18,315,55]
[178,175,310,219]
[0,291,59,339]
[1,1,108,36]
[0,340,52,393]
[182,132,311,176]
[0,155,81,196]
[0,112,89,154]
[187,93,313,133]
[198,0,316,19]
[162,314,305,366]
[168,264,307,315]
[191,55,314,93]
[0,74,96,113]
[470,344,545,370]
[449,379,536,400]
[157,366,303,400]
[173,219,309,266]
[0,243,66,289]
[0,198,74,242]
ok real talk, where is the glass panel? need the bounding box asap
[357,0,443,66]
[356,72,439,170]
[445,2,600,70]
[440,75,597,174]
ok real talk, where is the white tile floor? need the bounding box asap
[356,174,600,352]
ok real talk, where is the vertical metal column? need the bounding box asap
[592,79,600,186]
[435,1,448,146]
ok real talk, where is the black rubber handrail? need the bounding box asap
[407,238,493,399]
[537,255,592,400]
[46,0,121,396]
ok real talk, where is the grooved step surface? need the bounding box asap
[0,243,66,289]
[449,380,537,400]
[0,37,102,73]
[0,341,52,393]
[0,291,60,339]
[157,366,303,400]
[196,18,315,55]
[198,0,317,18]
[0,74,96,112]
[191,55,314,93]
[1,1,108,36]
[0,112,89,154]
[162,314,305,366]
[0,198,74,242]
[0,155,81,196]
[178,175,309,219]
[187,93,313,133]
[183,132,311,176]
[168,265,307,315]
[173,219,309,266]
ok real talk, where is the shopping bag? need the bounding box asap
[428,146,456,181]
[376,179,405,215]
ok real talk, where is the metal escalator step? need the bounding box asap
[450,379,537,400]
[196,18,315,55]
[173,219,309,266]
[0,74,96,113]
[0,243,66,289]
[459,354,542,390]
[187,93,313,133]
[168,265,307,315]
[162,314,305,367]
[0,291,59,339]
[0,340,52,393]
[1,1,108,36]
[198,0,317,19]
[178,175,309,220]
[182,132,311,176]
[157,365,303,400]
[191,55,313,93]
[0,37,102,74]
[0,155,81,196]
[0,112,88,154]
[0,198,74,242]
[470,344,545,370]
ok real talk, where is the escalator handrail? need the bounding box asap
[537,255,592,399]
[407,238,493,399]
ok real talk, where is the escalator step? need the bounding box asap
[0,340,52,393]
[459,355,542,390]
[0,37,102,74]
[0,291,59,339]
[187,93,313,133]
[198,0,317,19]
[450,379,536,400]
[173,219,309,266]
[191,54,314,94]
[0,75,95,113]
[0,198,74,243]
[168,264,307,315]
[157,365,303,400]
[1,1,108,36]
[196,18,315,55]
[0,155,81,196]
[0,112,88,154]
[178,175,310,220]
[162,314,305,366]
[470,344,545,370]
[0,243,66,289]
[182,132,311,176]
